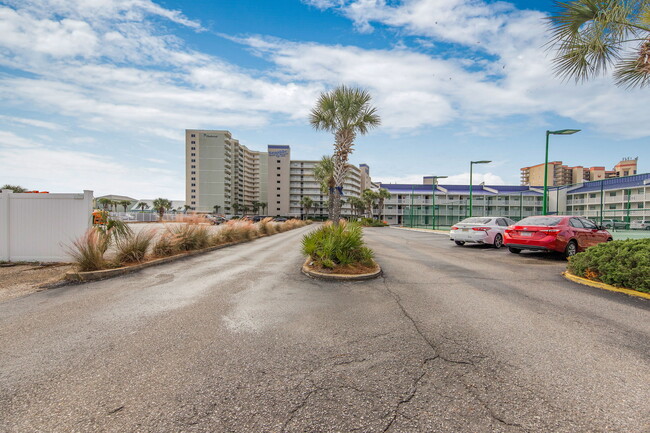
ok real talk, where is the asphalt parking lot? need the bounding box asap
[1,226,648,432]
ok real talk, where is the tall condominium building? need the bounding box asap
[520,157,639,186]
[186,129,371,216]
[289,160,364,218]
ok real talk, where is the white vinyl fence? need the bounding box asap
[0,190,93,262]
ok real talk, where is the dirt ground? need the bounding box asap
[0,263,73,303]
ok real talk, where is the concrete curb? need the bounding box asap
[562,271,650,300]
[390,226,448,235]
[66,238,255,283]
[301,257,382,281]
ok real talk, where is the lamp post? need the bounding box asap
[469,161,491,217]
[430,176,448,230]
[543,129,580,215]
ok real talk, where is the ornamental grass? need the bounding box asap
[301,221,374,269]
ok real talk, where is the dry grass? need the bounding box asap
[66,229,110,272]
[114,230,155,265]
[152,232,179,257]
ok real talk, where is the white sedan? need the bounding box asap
[449,217,516,249]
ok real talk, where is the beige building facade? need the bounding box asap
[520,158,639,187]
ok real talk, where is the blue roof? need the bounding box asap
[381,183,542,196]
[565,173,650,194]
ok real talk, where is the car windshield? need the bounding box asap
[518,216,562,226]
[458,217,491,224]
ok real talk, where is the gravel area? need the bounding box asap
[0,263,73,303]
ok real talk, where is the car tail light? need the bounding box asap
[472,227,489,231]
[451,226,458,230]
[541,229,560,235]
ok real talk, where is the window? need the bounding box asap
[191,147,195,151]
[191,189,195,193]
[191,134,195,137]
[191,183,195,187]
[580,218,597,229]
[191,177,195,181]
[191,165,196,168]
[277,174,281,177]
[191,159,195,163]
[191,201,195,204]
[191,195,196,199]
[609,192,616,197]
[609,205,617,209]
[589,193,596,198]
[277,181,281,183]
[277,194,281,197]
[191,141,195,144]
[569,218,583,228]
[191,153,195,156]
[277,187,281,190]
[191,171,195,175]
[496,218,507,226]
[277,160,281,163]
[277,167,281,170]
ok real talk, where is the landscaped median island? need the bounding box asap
[301,221,381,280]
[566,238,650,296]
[66,217,311,282]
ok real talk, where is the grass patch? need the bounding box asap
[567,238,650,293]
[358,218,388,227]
[114,230,155,265]
[66,229,110,272]
[302,221,375,269]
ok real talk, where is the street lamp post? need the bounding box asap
[543,129,580,215]
[430,175,448,230]
[469,161,491,218]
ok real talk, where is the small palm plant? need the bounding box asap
[376,188,391,221]
[547,0,650,88]
[153,198,172,221]
[310,85,381,225]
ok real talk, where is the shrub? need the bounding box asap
[257,217,277,235]
[152,232,179,257]
[359,218,388,227]
[167,224,211,251]
[114,230,155,265]
[67,228,110,271]
[567,238,650,293]
[301,222,375,269]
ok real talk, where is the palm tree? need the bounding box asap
[361,189,378,219]
[376,188,391,221]
[183,204,191,213]
[213,204,221,215]
[347,196,365,219]
[310,85,381,225]
[548,0,650,88]
[97,197,111,210]
[251,201,262,215]
[301,196,314,220]
[120,200,131,212]
[313,155,336,219]
[137,202,149,212]
[1,184,28,192]
[259,202,267,215]
[232,203,241,215]
[152,198,172,221]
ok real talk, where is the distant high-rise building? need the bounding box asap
[186,129,370,217]
[520,157,639,186]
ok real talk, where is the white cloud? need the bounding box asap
[0,115,64,130]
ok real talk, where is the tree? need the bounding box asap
[310,85,381,225]
[346,196,365,219]
[259,202,267,215]
[376,188,391,221]
[120,200,131,212]
[1,184,28,193]
[548,0,650,88]
[241,205,249,215]
[301,196,314,220]
[232,203,241,215]
[313,155,336,219]
[251,201,261,215]
[183,204,191,213]
[152,198,172,221]
[213,204,221,214]
[97,198,112,210]
[361,189,379,218]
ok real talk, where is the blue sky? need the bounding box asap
[1,0,648,199]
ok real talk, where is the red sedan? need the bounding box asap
[504,216,612,258]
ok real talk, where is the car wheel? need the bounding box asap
[454,241,465,246]
[493,234,503,249]
[508,247,521,254]
[564,240,578,259]
[645,226,650,231]
[607,238,613,242]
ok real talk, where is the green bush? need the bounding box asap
[567,238,650,293]
[359,218,388,227]
[301,222,375,269]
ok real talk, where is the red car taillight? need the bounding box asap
[451,226,458,230]
[540,229,560,235]
[472,227,489,231]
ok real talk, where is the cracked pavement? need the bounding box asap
[0,226,648,432]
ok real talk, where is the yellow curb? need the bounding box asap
[302,258,382,281]
[562,271,650,300]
